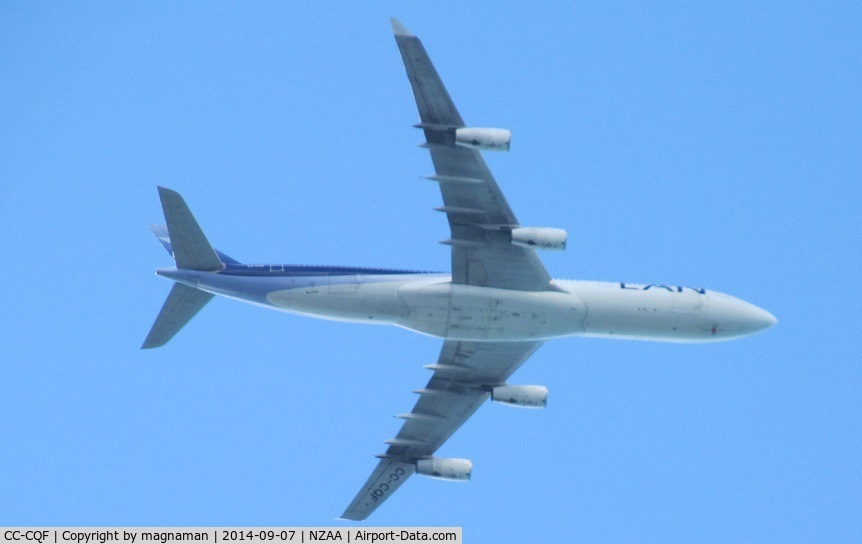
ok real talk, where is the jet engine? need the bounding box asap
[511,227,567,251]
[492,385,548,408]
[454,127,511,151]
[416,457,472,481]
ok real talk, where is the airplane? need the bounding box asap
[142,18,777,521]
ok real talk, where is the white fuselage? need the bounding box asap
[158,268,775,343]
[248,273,775,343]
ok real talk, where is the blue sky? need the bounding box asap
[1,1,859,541]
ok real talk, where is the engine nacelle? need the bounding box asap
[511,227,567,251]
[454,127,511,151]
[416,457,472,481]
[492,385,548,408]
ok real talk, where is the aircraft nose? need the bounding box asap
[742,303,778,333]
[703,297,777,339]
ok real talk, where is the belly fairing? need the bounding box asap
[396,280,588,341]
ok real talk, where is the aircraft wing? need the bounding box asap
[391,18,554,292]
[341,339,542,520]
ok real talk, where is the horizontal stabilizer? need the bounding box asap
[141,283,214,349]
[157,187,223,271]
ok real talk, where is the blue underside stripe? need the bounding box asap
[219,264,440,277]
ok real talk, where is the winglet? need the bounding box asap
[390,17,412,36]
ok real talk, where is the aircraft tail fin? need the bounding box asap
[143,187,227,349]
[141,283,214,349]
[156,186,224,271]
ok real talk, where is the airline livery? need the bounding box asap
[143,19,776,520]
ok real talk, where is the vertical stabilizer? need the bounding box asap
[157,186,223,271]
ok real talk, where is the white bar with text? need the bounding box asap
[1,528,462,544]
